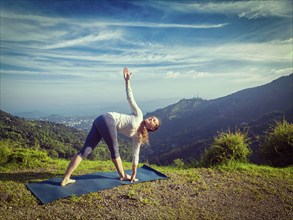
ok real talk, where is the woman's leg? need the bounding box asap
[60,154,83,186]
[98,115,127,179]
[61,117,102,186]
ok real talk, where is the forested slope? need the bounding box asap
[0,110,86,158]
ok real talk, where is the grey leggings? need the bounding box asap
[77,114,119,159]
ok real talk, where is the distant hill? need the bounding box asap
[142,74,293,165]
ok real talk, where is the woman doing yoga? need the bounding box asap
[61,67,160,186]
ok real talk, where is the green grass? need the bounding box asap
[0,159,292,220]
[218,161,292,174]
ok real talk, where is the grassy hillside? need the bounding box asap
[0,159,292,220]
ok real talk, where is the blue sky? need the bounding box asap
[1,0,292,116]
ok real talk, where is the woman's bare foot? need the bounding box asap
[60,178,76,186]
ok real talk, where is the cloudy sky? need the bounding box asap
[1,0,292,116]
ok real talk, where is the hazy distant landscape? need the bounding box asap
[4,74,291,165]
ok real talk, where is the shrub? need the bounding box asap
[7,148,51,168]
[0,140,13,164]
[48,150,59,159]
[200,130,251,167]
[261,120,293,167]
[173,158,185,169]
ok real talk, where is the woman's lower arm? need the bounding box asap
[132,164,137,178]
[112,157,125,179]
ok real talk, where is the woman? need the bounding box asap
[61,67,160,186]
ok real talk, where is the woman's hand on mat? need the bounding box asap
[123,67,132,81]
[119,174,138,182]
[120,174,131,181]
[130,175,139,182]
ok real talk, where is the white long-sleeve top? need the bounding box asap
[108,82,143,165]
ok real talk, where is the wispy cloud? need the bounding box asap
[43,31,123,49]
[1,10,228,51]
[165,70,210,79]
[1,9,228,30]
[165,71,180,79]
[2,37,291,79]
[141,1,293,19]
[91,21,228,29]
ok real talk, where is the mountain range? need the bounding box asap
[142,74,293,165]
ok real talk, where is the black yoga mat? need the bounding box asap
[25,164,167,204]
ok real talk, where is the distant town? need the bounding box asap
[38,115,95,131]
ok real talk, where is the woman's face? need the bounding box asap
[144,116,160,131]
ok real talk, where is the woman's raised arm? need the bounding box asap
[122,67,142,117]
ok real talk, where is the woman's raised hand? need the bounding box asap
[123,67,132,81]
